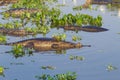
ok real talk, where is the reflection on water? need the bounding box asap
[118,8,120,17]
[98,5,120,17]
[72,0,77,6]
[62,0,66,5]
[99,5,106,13]
[62,0,77,5]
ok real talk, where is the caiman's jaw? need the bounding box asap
[74,42,81,48]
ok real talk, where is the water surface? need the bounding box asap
[0,0,120,80]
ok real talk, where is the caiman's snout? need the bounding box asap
[74,42,81,48]
[75,42,91,48]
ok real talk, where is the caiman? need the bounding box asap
[0,0,18,6]
[82,0,120,8]
[1,38,91,51]
[59,26,108,32]
[2,8,41,17]
[91,0,120,4]
[0,27,35,36]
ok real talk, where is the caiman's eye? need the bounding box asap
[51,44,59,48]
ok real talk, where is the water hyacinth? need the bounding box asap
[52,33,66,41]
[0,66,4,74]
[52,13,103,27]
[0,35,6,43]
[35,72,77,80]
[9,44,34,58]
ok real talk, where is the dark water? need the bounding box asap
[0,0,120,80]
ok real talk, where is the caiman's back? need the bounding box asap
[5,38,82,49]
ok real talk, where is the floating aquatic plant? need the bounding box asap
[52,33,66,41]
[0,66,4,74]
[0,66,5,77]
[106,64,117,71]
[41,66,56,70]
[35,72,77,80]
[0,21,23,29]
[0,35,6,43]
[52,13,103,27]
[69,55,85,61]
[72,35,82,41]
[9,44,34,58]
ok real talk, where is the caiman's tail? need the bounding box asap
[75,42,91,48]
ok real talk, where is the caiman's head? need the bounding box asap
[72,42,91,48]
[73,42,81,48]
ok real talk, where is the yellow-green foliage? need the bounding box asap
[0,66,4,74]
[0,35,6,43]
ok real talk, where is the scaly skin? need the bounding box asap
[0,0,18,6]
[3,38,91,51]
[0,27,34,36]
[60,26,108,32]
